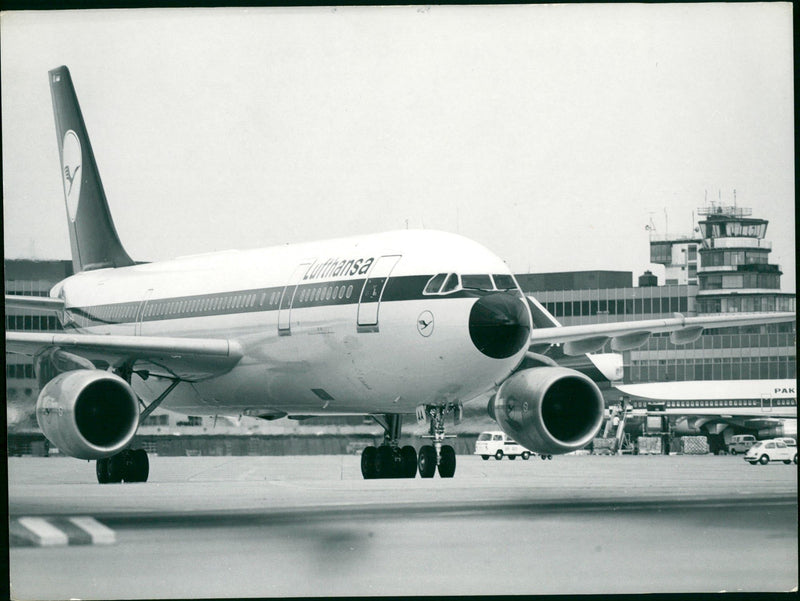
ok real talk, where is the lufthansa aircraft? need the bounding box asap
[5,66,796,483]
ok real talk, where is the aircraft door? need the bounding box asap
[761,394,773,413]
[278,261,313,335]
[357,255,401,332]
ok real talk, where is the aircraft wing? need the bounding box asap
[5,294,65,313]
[529,311,796,356]
[5,332,244,381]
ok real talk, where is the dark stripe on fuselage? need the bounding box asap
[62,274,495,329]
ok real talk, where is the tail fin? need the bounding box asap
[49,66,134,272]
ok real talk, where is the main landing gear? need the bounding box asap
[359,404,462,480]
[361,414,418,479]
[96,449,150,483]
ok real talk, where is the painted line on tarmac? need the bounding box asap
[10,516,116,547]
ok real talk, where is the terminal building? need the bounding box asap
[5,203,795,455]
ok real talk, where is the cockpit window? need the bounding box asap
[492,274,517,290]
[441,273,460,293]
[424,273,447,294]
[461,274,494,290]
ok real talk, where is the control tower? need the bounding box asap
[695,202,792,314]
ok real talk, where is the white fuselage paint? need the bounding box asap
[54,230,529,416]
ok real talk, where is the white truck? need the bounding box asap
[474,431,537,460]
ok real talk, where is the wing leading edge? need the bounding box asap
[529,311,796,356]
[5,332,243,381]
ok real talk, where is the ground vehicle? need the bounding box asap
[474,431,536,460]
[744,439,797,465]
[727,434,756,455]
[776,437,796,448]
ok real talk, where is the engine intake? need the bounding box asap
[36,369,140,459]
[491,367,604,455]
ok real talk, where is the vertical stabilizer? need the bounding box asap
[49,66,134,272]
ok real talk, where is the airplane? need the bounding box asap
[614,379,797,451]
[5,65,796,483]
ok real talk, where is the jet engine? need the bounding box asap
[36,369,140,460]
[489,367,605,455]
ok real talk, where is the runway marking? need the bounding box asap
[10,517,116,547]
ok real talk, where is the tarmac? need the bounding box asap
[8,453,798,598]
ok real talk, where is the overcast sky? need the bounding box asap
[2,5,795,291]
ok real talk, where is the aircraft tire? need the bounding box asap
[521,452,531,460]
[96,458,110,484]
[131,449,149,482]
[540,454,547,460]
[400,445,417,478]
[361,446,378,479]
[418,445,436,478]
[759,455,769,465]
[374,445,396,479]
[107,454,125,483]
[438,445,456,478]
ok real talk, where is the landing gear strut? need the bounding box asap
[360,414,418,479]
[417,402,461,478]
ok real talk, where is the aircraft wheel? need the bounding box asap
[548,455,553,460]
[481,455,490,461]
[96,457,110,484]
[730,449,737,455]
[521,452,531,460]
[759,455,769,465]
[494,450,504,460]
[375,445,397,479]
[361,446,378,479]
[418,445,436,478]
[131,449,149,482]
[106,454,125,483]
[540,454,547,460]
[438,445,456,478]
[400,445,417,478]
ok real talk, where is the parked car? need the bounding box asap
[727,434,756,455]
[474,431,534,460]
[744,439,797,465]
[776,437,796,448]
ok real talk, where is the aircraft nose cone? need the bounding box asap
[469,293,531,359]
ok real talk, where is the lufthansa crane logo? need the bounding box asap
[61,130,82,222]
[417,310,434,337]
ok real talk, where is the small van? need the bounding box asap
[474,431,533,460]
[727,434,756,455]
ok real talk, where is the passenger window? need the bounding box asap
[493,434,503,441]
[766,443,775,449]
[776,442,786,448]
[424,273,447,294]
[441,273,460,293]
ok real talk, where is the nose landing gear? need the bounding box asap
[417,402,461,478]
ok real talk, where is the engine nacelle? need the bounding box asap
[491,367,605,455]
[36,369,140,460]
